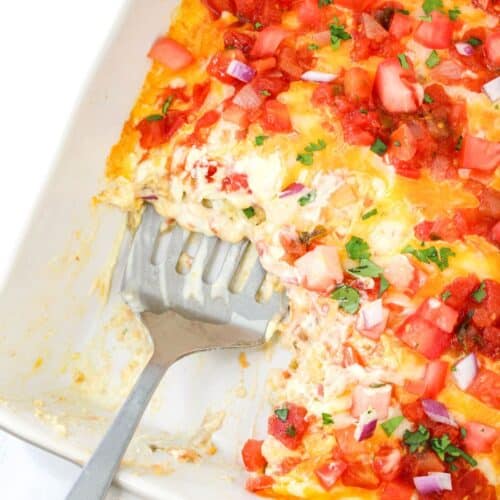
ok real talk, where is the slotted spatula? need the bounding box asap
[66,205,285,500]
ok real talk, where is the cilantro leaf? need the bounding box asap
[297,152,314,165]
[467,37,482,47]
[298,190,317,206]
[441,290,452,301]
[422,0,443,15]
[403,425,430,453]
[424,92,434,103]
[448,7,460,20]
[331,285,361,314]
[362,208,378,220]
[305,139,326,152]
[348,258,383,278]
[242,207,256,218]
[162,95,174,114]
[379,275,390,296]
[402,245,455,271]
[381,416,404,436]
[285,425,297,437]
[346,236,371,260]
[274,408,289,422]
[255,135,269,146]
[322,413,334,425]
[146,114,164,122]
[330,19,351,50]
[472,282,486,303]
[370,138,387,155]
[426,50,441,68]
[397,53,410,69]
[318,0,332,6]
[308,43,320,50]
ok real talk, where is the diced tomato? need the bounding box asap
[467,368,500,409]
[251,25,289,58]
[388,123,417,161]
[221,173,249,192]
[381,480,414,500]
[342,461,380,489]
[148,37,193,70]
[373,447,402,482]
[295,245,343,293]
[472,279,500,329]
[136,111,187,149]
[297,0,322,29]
[414,12,454,49]
[277,47,305,80]
[463,421,499,453]
[482,325,500,360]
[250,57,276,73]
[399,450,445,485]
[396,315,452,359]
[252,74,290,97]
[361,13,389,42]
[207,49,246,84]
[422,360,449,398]
[202,0,235,18]
[492,221,500,244]
[446,469,497,500]
[485,31,500,68]
[344,67,373,103]
[342,343,366,367]
[222,103,249,127]
[192,81,211,108]
[277,456,302,475]
[417,298,459,333]
[351,384,392,420]
[389,12,414,39]
[268,402,309,449]
[260,100,293,133]
[241,439,267,472]
[334,426,369,460]
[461,134,500,171]
[339,108,381,146]
[245,475,274,492]
[223,30,255,53]
[196,109,220,129]
[374,57,423,113]
[314,460,347,491]
[441,275,480,312]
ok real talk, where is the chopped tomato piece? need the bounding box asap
[447,469,497,500]
[250,57,276,73]
[472,279,500,328]
[342,343,366,367]
[414,12,454,49]
[192,81,211,108]
[297,0,322,29]
[260,100,292,133]
[314,460,347,490]
[207,49,246,84]
[388,123,417,161]
[245,475,274,492]
[389,12,414,39]
[295,245,343,293]
[344,67,373,103]
[252,74,289,97]
[396,315,452,359]
[223,30,255,53]
[342,461,380,489]
[399,450,445,483]
[381,480,414,500]
[361,13,389,42]
[463,421,499,453]
[241,439,267,472]
[351,384,392,420]
[422,360,449,398]
[461,134,500,171]
[148,37,193,70]
[334,426,369,460]
[467,368,500,409]
[492,221,500,244]
[374,57,423,113]
[268,402,309,449]
[221,173,249,192]
[373,447,402,482]
[417,298,459,333]
[222,103,249,128]
[441,275,480,312]
[485,31,500,68]
[277,47,305,80]
[251,25,289,58]
[136,111,187,149]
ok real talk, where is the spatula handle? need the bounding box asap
[65,360,168,500]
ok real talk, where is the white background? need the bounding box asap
[0,2,139,498]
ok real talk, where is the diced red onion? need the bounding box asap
[141,194,158,200]
[227,59,256,83]
[301,70,337,83]
[233,84,263,110]
[279,182,305,198]
[421,399,457,427]
[414,472,452,494]
[452,353,477,390]
[455,42,474,56]
[354,409,378,441]
[358,299,384,330]
[482,76,500,102]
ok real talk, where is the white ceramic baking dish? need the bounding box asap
[0,1,289,497]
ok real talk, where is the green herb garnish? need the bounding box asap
[260,89,271,96]
[381,416,405,437]
[426,50,441,68]
[422,0,443,15]
[254,21,263,29]
[255,135,269,146]
[370,138,387,155]
[441,290,452,301]
[346,236,371,260]
[243,207,256,218]
[467,37,482,47]
[297,152,314,165]
[455,135,463,151]
[403,425,431,453]
[322,413,334,425]
[472,282,486,303]
[402,245,455,271]
[379,275,390,296]
[305,139,327,152]
[275,408,289,422]
[348,259,384,278]
[286,425,297,437]
[331,285,361,314]
[298,190,317,206]
[448,7,461,20]
[162,95,174,115]
[397,53,410,69]
[424,92,434,104]
[362,208,378,220]
[318,0,332,6]
[308,43,320,50]
[330,19,351,50]
[146,114,164,122]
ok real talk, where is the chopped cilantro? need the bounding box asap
[297,152,314,165]
[398,8,410,15]
[472,282,486,303]
[379,275,390,296]
[322,413,334,425]
[255,135,269,146]
[394,140,401,147]
[402,245,455,271]
[370,138,387,155]
[430,434,478,467]
[274,408,289,422]
[146,114,164,122]
[162,96,174,114]
[348,258,384,278]
[360,108,368,115]
[298,190,317,206]
[362,208,378,220]
[420,14,432,21]
[305,139,326,152]
[403,425,430,453]
[254,21,263,29]
[331,285,361,314]
[242,207,256,218]
[308,43,320,50]
[286,425,297,437]
[448,7,461,20]
[422,0,443,15]
[441,290,452,301]
[397,53,410,69]
[318,0,332,6]
[426,50,441,68]
[460,427,467,439]
[260,89,271,96]
[455,135,463,151]
[330,19,352,50]
[467,37,482,47]
[345,236,371,260]
[423,92,434,104]
[381,416,404,437]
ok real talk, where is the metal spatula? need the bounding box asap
[66,205,285,500]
